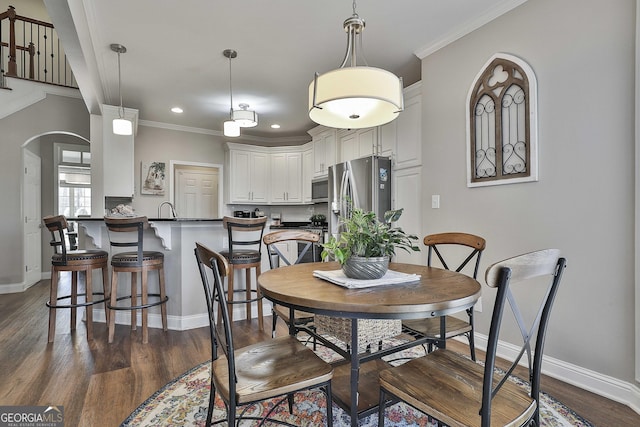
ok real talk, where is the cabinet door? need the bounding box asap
[379,120,397,159]
[303,148,313,203]
[250,152,269,203]
[285,152,302,203]
[358,127,377,158]
[229,150,252,202]
[270,152,302,203]
[395,92,422,169]
[313,130,336,177]
[340,131,358,162]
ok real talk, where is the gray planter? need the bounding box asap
[342,256,390,280]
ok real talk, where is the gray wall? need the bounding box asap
[0,94,89,284]
[131,125,227,217]
[420,0,636,383]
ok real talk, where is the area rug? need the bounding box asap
[122,337,594,426]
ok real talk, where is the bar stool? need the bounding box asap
[219,216,267,330]
[104,216,168,343]
[43,215,109,342]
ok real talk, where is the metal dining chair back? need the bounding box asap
[194,242,334,426]
[402,232,486,360]
[379,249,567,427]
[263,230,320,337]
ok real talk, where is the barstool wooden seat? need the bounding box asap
[43,215,109,342]
[219,216,267,330]
[104,216,168,343]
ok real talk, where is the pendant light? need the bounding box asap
[110,43,133,136]
[223,49,240,137]
[233,103,258,128]
[309,0,403,129]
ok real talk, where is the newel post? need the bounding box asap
[7,6,17,77]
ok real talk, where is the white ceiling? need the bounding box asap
[45,0,526,144]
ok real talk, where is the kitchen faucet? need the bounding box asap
[158,201,177,218]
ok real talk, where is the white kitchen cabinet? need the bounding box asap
[379,119,397,159]
[270,151,302,203]
[302,145,313,203]
[308,126,336,177]
[394,82,422,170]
[228,147,269,204]
[339,127,378,162]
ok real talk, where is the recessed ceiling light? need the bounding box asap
[171,107,183,113]
[271,124,281,129]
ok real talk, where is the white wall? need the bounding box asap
[420,0,636,385]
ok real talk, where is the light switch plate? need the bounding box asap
[431,195,440,209]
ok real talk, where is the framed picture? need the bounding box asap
[141,161,166,195]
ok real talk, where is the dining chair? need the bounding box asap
[378,249,566,427]
[194,242,334,427]
[219,216,267,330]
[43,215,109,342]
[104,216,168,343]
[263,229,320,338]
[402,232,486,360]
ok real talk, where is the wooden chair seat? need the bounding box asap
[402,316,472,339]
[272,305,315,325]
[212,335,333,404]
[379,349,536,427]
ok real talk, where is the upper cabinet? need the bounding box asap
[380,82,422,170]
[339,127,378,162]
[394,82,422,170]
[302,144,313,203]
[308,126,336,178]
[270,151,302,204]
[227,145,269,204]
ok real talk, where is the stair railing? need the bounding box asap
[0,5,77,88]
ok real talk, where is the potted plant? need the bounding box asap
[310,213,326,226]
[321,208,420,279]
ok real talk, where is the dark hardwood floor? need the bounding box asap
[0,278,638,426]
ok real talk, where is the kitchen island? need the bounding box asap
[73,217,269,331]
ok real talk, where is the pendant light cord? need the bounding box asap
[228,54,234,118]
[117,50,124,119]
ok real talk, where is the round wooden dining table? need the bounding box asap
[258,261,482,426]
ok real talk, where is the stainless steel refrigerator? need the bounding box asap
[328,156,392,237]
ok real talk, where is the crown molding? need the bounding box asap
[414,0,529,59]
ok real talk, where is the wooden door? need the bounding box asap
[24,150,42,287]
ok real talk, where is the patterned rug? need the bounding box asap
[122,336,594,426]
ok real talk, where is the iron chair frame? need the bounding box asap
[379,249,567,427]
[195,242,334,427]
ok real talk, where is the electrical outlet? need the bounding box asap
[222,237,229,249]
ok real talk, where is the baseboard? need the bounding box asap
[472,333,640,415]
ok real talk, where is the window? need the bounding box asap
[56,144,91,217]
[466,53,538,187]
